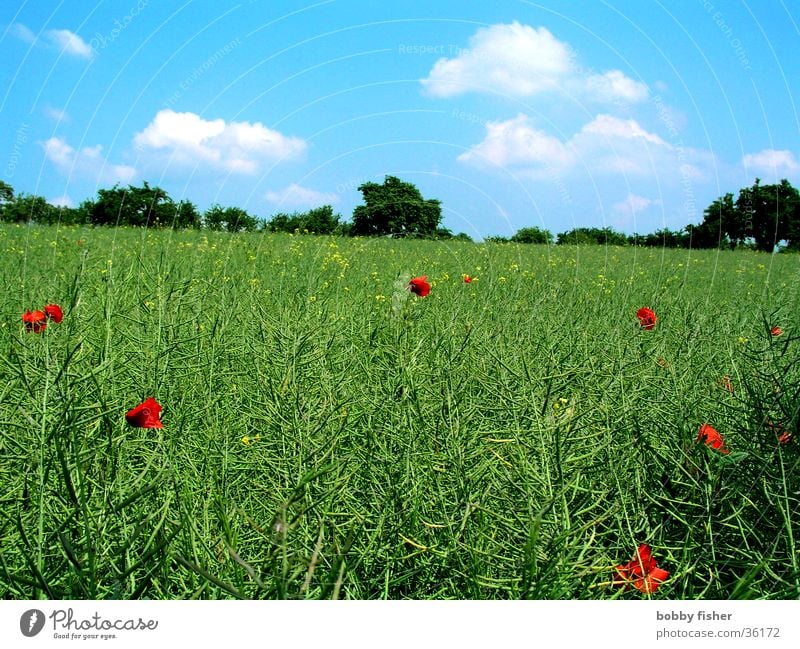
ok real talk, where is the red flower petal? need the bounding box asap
[636,566,670,594]
[771,326,783,336]
[22,310,47,333]
[615,544,669,594]
[637,307,656,330]
[408,276,430,297]
[125,397,164,429]
[463,275,473,284]
[768,421,793,445]
[697,424,729,454]
[44,304,63,324]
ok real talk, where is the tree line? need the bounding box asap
[492,178,800,251]
[0,176,464,238]
[1,176,798,251]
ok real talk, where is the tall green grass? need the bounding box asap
[1,223,798,599]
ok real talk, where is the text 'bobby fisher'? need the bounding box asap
[656,611,732,624]
[50,609,158,631]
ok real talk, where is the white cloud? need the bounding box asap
[584,70,649,103]
[11,23,36,44]
[134,110,307,175]
[613,193,657,217]
[421,21,648,104]
[11,24,93,59]
[43,137,136,184]
[577,114,667,145]
[46,29,93,59]
[460,113,720,230]
[457,114,574,172]
[742,149,799,179]
[460,113,673,176]
[422,23,571,98]
[264,183,339,208]
[44,106,69,122]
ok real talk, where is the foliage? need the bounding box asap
[1,194,56,224]
[556,227,628,246]
[266,205,343,235]
[511,226,553,244]
[204,204,258,232]
[697,179,800,252]
[87,182,201,229]
[351,175,441,237]
[1,225,798,600]
[0,180,14,205]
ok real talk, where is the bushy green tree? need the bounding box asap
[351,176,441,237]
[511,226,553,244]
[736,179,799,252]
[556,227,627,246]
[0,180,13,207]
[0,194,53,223]
[89,182,180,227]
[174,200,202,229]
[266,205,342,234]
[204,204,258,232]
[698,179,800,252]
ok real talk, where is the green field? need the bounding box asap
[1,223,798,599]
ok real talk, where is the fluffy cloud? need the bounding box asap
[742,149,799,180]
[264,183,339,208]
[47,29,93,58]
[134,110,307,174]
[584,70,650,103]
[422,23,571,98]
[613,193,658,217]
[457,114,574,171]
[459,113,673,177]
[43,137,136,184]
[45,106,69,121]
[421,22,648,104]
[11,23,93,59]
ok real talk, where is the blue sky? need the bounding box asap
[2,0,799,238]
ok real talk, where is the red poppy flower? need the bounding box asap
[408,276,430,297]
[637,307,656,330]
[771,326,783,337]
[463,275,473,284]
[697,423,729,454]
[44,304,63,324]
[22,310,47,333]
[768,421,793,445]
[125,397,164,429]
[614,544,669,594]
[721,375,733,392]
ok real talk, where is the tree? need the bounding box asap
[266,206,344,234]
[556,227,627,246]
[204,204,258,232]
[511,226,553,244]
[741,178,800,252]
[0,194,53,223]
[0,180,13,206]
[698,179,800,252]
[173,200,202,229]
[696,193,737,249]
[685,221,726,249]
[351,176,441,237]
[89,182,177,227]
